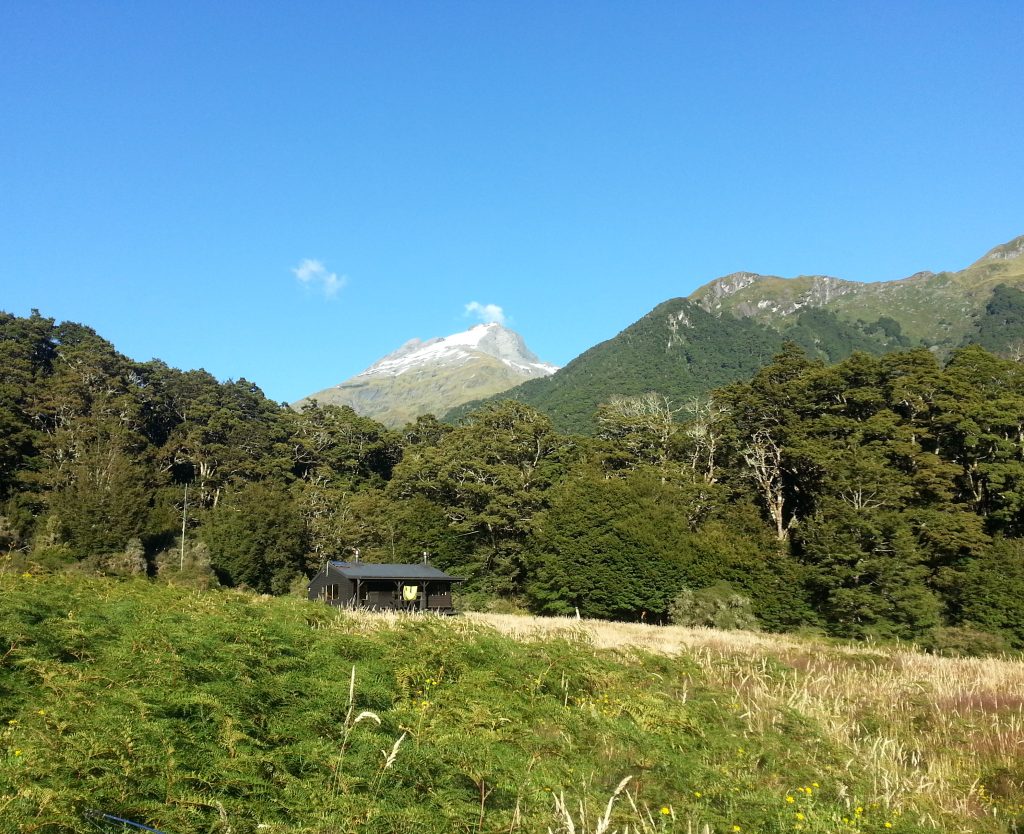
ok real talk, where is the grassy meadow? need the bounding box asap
[1,571,1022,834]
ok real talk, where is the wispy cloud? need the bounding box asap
[292,258,346,299]
[464,301,507,325]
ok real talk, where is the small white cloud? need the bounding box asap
[464,301,506,325]
[292,258,347,299]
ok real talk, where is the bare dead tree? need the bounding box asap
[684,397,729,484]
[742,428,794,540]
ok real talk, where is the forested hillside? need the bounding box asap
[444,300,907,434]
[3,310,1024,648]
[449,236,1024,436]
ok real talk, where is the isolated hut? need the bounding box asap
[307,560,463,613]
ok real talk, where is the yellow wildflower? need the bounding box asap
[660,807,670,815]
[786,795,795,803]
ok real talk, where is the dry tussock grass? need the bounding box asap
[319,607,1024,826]
[468,612,1024,825]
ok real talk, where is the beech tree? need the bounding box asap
[48,439,153,557]
[389,401,570,594]
[527,469,692,620]
[596,393,683,479]
[797,506,942,639]
[201,481,307,594]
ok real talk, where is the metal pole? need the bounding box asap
[179,482,188,571]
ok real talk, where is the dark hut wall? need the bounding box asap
[307,572,354,604]
[350,579,447,609]
[427,587,452,609]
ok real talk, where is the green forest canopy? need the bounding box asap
[3,309,1024,648]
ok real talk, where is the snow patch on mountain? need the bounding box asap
[355,322,558,380]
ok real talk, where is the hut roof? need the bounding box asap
[326,561,463,582]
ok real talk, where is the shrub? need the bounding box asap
[668,582,761,631]
[454,589,530,614]
[154,540,218,590]
[920,625,1014,658]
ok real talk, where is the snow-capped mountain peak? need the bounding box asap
[357,322,557,379]
[294,322,558,427]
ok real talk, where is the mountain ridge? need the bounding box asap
[294,322,557,427]
[689,234,1024,346]
[446,233,1024,434]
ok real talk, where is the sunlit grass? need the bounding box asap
[473,611,1024,831]
[1,573,1021,833]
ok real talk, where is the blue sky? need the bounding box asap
[2,1,1022,404]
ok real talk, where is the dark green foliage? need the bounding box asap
[969,283,1024,358]
[797,508,942,640]
[0,311,399,585]
[527,470,809,627]
[446,299,785,435]
[164,374,294,507]
[202,482,309,594]
[289,402,400,490]
[685,509,813,631]
[389,401,570,595]
[0,311,55,500]
[867,315,906,341]
[956,538,1024,647]
[920,625,1014,657]
[527,470,695,620]
[326,489,474,573]
[287,402,403,564]
[787,309,908,362]
[48,440,155,558]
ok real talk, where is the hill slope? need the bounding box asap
[691,234,1024,349]
[447,299,905,433]
[450,235,1024,434]
[447,300,786,432]
[296,322,556,427]
[2,573,1020,833]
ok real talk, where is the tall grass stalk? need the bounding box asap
[475,612,1024,826]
